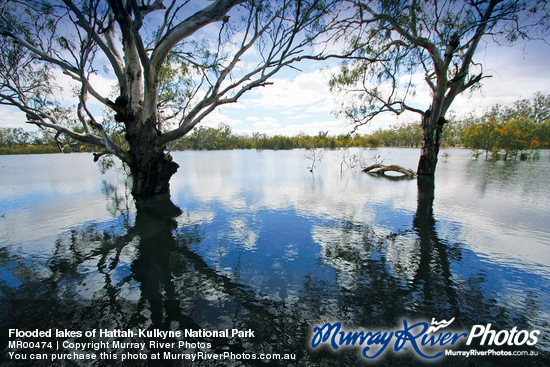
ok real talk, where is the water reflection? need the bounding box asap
[412,176,461,314]
[1,150,549,366]
[1,193,288,366]
[309,174,548,365]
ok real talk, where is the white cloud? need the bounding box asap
[47,68,118,107]
[248,68,335,109]
[253,118,281,129]
[233,119,351,137]
[444,40,550,118]
[288,113,311,120]
[0,106,28,129]
[88,73,119,100]
[201,108,244,128]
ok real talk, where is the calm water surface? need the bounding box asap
[0,148,549,366]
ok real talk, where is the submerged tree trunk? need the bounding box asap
[123,106,179,196]
[362,164,417,178]
[417,110,447,176]
[128,149,179,196]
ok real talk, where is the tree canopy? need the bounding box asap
[0,0,348,195]
[330,0,549,175]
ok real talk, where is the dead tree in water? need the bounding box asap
[362,164,418,178]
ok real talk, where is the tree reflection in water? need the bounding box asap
[0,179,548,366]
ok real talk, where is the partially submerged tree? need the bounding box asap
[0,0,346,196]
[330,0,549,176]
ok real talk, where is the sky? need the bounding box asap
[1,2,549,137]
[202,39,550,137]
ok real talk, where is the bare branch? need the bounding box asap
[151,0,247,71]
[61,0,125,85]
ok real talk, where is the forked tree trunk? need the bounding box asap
[117,62,180,196]
[417,110,446,176]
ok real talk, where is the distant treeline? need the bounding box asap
[2,93,550,160]
[169,123,431,150]
[460,92,550,160]
[166,92,550,160]
[0,128,97,155]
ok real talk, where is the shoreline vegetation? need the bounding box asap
[2,95,549,161]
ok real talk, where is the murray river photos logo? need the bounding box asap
[310,318,540,360]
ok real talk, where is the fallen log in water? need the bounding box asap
[361,164,418,178]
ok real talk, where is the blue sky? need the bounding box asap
[1,2,549,138]
[200,39,550,137]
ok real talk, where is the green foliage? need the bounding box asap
[0,127,98,155]
[462,93,550,160]
[328,0,548,175]
[157,52,195,130]
[169,122,427,151]
[169,93,550,155]
[3,93,549,157]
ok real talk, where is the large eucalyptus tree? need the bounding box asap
[330,0,549,176]
[0,0,344,195]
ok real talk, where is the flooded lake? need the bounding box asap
[0,148,549,366]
